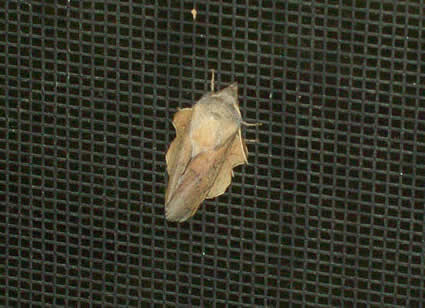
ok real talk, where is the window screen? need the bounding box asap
[1,1,424,306]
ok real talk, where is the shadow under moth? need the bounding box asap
[165,82,252,222]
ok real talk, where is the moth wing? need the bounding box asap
[166,141,230,222]
[206,129,248,199]
[165,108,193,203]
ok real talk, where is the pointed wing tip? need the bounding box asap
[165,206,179,222]
[165,200,191,223]
[165,210,187,223]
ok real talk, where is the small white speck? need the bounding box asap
[191,8,197,20]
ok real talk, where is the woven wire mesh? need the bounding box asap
[1,1,425,306]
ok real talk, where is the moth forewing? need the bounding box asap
[165,108,193,203]
[165,136,234,222]
[205,129,248,199]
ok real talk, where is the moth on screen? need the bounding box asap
[165,80,255,222]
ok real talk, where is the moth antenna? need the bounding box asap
[210,69,215,92]
[241,121,262,127]
[245,138,259,143]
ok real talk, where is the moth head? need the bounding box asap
[215,82,238,102]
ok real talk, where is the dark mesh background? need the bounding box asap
[1,1,424,307]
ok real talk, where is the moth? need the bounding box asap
[165,82,251,222]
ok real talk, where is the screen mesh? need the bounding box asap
[1,1,424,306]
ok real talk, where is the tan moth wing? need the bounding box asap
[165,108,193,204]
[165,135,236,222]
[206,129,247,199]
[165,83,249,222]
